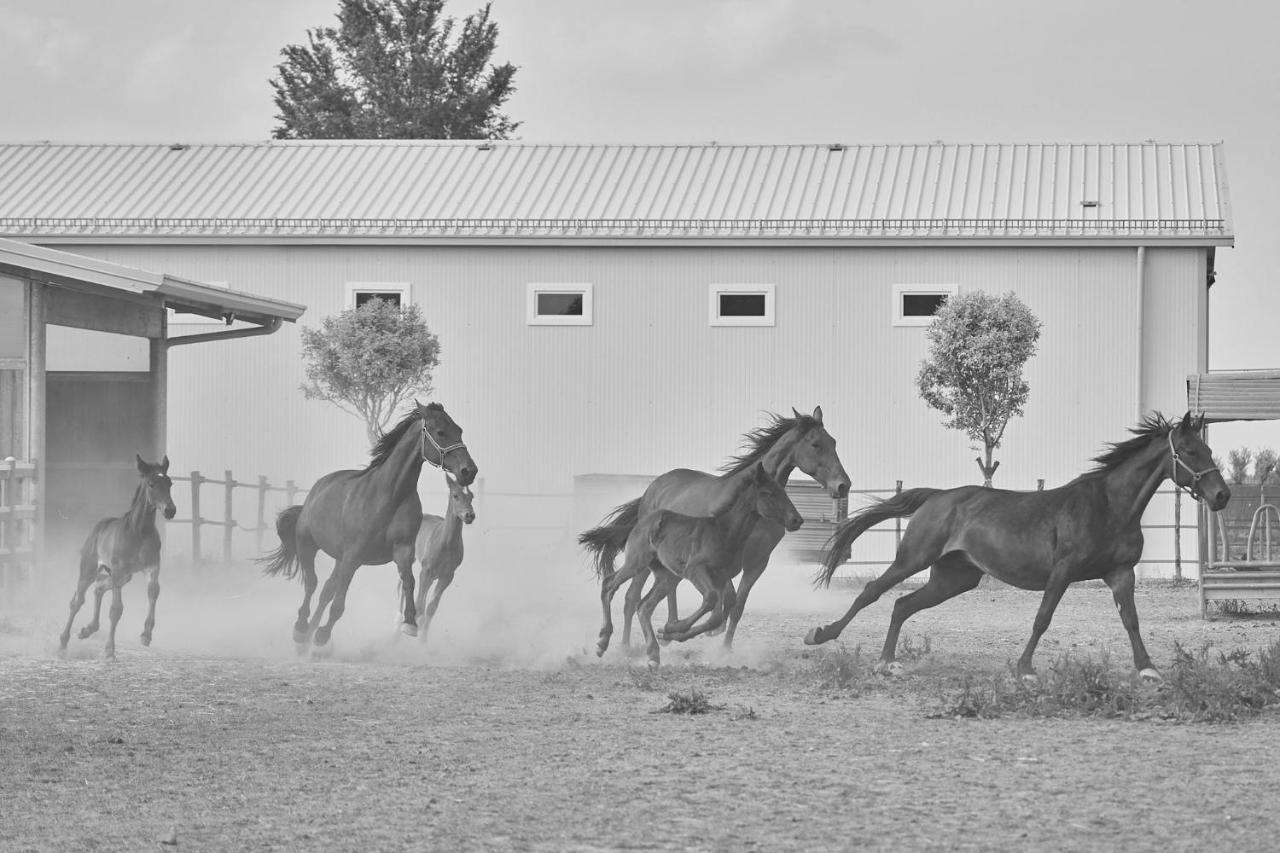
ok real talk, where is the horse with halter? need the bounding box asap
[806,413,1230,681]
[601,462,804,668]
[580,407,850,649]
[261,402,476,648]
[59,455,177,659]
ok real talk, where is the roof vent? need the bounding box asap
[828,143,845,152]
[1081,200,1099,208]
[476,142,492,151]
[169,143,189,151]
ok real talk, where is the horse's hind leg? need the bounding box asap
[59,565,97,650]
[79,570,110,640]
[620,570,647,648]
[140,565,160,646]
[875,555,982,673]
[638,569,680,669]
[312,558,360,647]
[599,556,642,656]
[293,538,320,644]
[805,539,939,646]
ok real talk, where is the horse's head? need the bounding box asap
[444,471,476,525]
[788,406,851,500]
[749,463,803,532]
[1169,412,1230,511]
[416,400,477,486]
[136,454,177,520]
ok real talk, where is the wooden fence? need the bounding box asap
[0,457,37,587]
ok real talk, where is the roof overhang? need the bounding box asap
[1188,371,1280,423]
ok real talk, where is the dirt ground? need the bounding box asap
[3,548,1280,852]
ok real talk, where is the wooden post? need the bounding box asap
[2,457,14,587]
[223,469,235,563]
[190,471,203,564]
[1174,488,1182,581]
[1037,479,1045,491]
[286,480,298,508]
[256,475,268,554]
[28,281,45,572]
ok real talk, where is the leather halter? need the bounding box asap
[421,422,467,469]
[1167,429,1216,502]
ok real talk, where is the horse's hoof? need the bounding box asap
[873,661,903,677]
[104,650,116,661]
[647,659,660,671]
[140,634,152,647]
[78,627,95,640]
[399,622,418,638]
[1138,667,1163,684]
[1019,671,1038,684]
[803,627,824,646]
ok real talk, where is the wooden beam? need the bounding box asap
[44,285,163,338]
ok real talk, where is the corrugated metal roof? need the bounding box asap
[1188,371,1280,422]
[0,140,1233,242]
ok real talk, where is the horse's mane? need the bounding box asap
[719,412,819,475]
[1086,412,1176,474]
[367,403,442,470]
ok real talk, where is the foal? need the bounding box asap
[409,472,476,642]
[59,455,177,659]
[600,463,803,668]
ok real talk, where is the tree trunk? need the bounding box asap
[975,445,1000,487]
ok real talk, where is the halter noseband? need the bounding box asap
[420,422,467,470]
[1167,429,1216,502]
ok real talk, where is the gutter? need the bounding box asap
[1135,246,1146,419]
[166,316,283,348]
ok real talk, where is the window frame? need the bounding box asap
[708,283,776,327]
[892,283,958,327]
[526,283,594,326]
[346,282,412,310]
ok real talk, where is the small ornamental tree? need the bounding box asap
[300,298,441,445]
[916,290,1042,486]
[1227,447,1253,486]
[1255,448,1278,504]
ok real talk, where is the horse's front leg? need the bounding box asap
[140,565,160,646]
[659,561,719,640]
[1015,567,1072,677]
[718,533,778,647]
[79,568,111,640]
[394,542,418,638]
[1104,565,1159,681]
[60,566,96,650]
[104,573,131,660]
[419,566,457,644]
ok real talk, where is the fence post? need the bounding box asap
[2,457,14,587]
[190,471,203,564]
[894,480,903,551]
[1173,487,1182,581]
[223,469,236,563]
[1037,479,1044,491]
[256,475,269,554]
[286,480,298,508]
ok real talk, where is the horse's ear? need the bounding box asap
[136,454,147,474]
[812,406,824,425]
[1180,410,1194,432]
[1194,413,1206,433]
[160,456,169,474]
[414,398,423,410]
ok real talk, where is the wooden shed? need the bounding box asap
[0,238,303,586]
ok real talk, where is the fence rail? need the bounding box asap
[0,458,37,587]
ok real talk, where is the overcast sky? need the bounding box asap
[2,0,1278,446]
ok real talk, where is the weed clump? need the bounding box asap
[655,687,721,715]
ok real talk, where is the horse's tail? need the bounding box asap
[577,498,641,580]
[815,488,943,588]
[258,505,304,579]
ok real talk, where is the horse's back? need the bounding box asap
[641,469,722,516]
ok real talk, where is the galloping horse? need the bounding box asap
[261,402,476,647]
[59,455,177,659]
[806,413,1230,680]
[580,407,850,648]
[407,471,476,643]
[601,462,804,668]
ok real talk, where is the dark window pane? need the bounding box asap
[354,291,402,308]
[719,293,767,317]
[537,292,584,316]
[902,293,948,317]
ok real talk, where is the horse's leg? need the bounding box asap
[659,560,720,640]
[620,569,647,648]
[393,541,418,637]
[719,535,778,647]
[312,558,360,647]
[804,541,938,645]
[1015,567,1072,677]
[1103,566,1159,681]
[874,556,983,673]
[293,538,320,643]
[419,566,456,643]
[667,577,737,643]
[59,565,96,650]
[638,569,680,669]
[104,574,130,660]
[599,555,642,656]
[414,559,434,623]
[140,564,160,647]
[79,569,110,639]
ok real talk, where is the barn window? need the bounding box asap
[346,283,411,310]
[527,283,593,326]
[168,281,229,325]
[709,284,775,327]
[892,283,958,327]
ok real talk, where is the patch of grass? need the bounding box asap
[1163,641,1280,722]
[1211,598,1280,618]
[809,643,868,691]
[654,687,722,715]
[627,666,662,692]
[897,635,932,663]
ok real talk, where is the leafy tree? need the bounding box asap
[1255,448,1278,503]
[1227,447,1252,485]
[300,298,441,445]
[916,290,1041,486]
[270,0,518,139]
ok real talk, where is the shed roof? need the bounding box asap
[0,237,305,326]
[1188,371,1280,423]
[0,140,1232,245]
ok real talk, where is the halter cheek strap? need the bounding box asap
[1167,430,1216,502]
[421,423,467,469]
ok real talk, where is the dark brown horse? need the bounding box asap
[601,462,804,668]
[806,413,1230,681]
[59,455,177,659]
[261,402,476,648]
[580,407,849,648]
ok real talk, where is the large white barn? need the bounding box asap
[0,140,1233,573]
